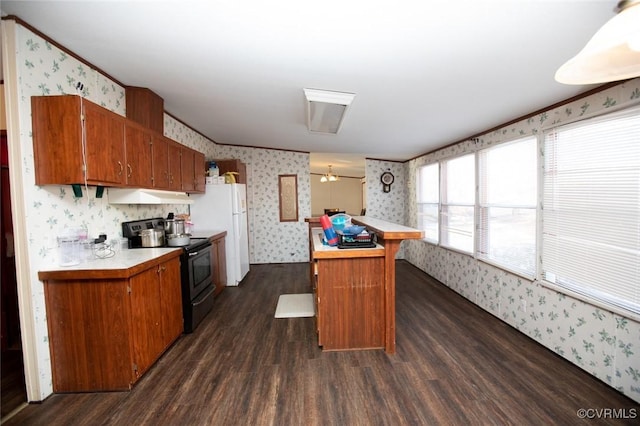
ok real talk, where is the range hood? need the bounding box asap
[107,188,193,205]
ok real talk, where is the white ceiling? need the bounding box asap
[1,1,617,176]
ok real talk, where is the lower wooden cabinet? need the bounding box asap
[211,233,227,297]
[315,257,385,351]
[42,256,182,392]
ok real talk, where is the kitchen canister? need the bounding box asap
[57,236,80,266]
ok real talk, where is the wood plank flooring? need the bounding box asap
[4,261,638,425]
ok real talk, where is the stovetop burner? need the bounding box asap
[122,218,209,251]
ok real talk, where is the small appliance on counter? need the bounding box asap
[121,217,215,333]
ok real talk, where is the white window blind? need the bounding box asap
[479,137,537,277]
[441,154,475,253]
[542,106,640,316]
[417,163,439,243]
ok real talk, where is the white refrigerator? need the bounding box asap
[189,183,250,286]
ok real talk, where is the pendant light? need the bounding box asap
[320,165,339,183]
[555,0,640,84]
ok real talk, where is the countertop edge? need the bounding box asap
[38,249,183,281]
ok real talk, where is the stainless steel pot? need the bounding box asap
[167,233,190,247]
[164,219,185,236]
[140,229,164,247]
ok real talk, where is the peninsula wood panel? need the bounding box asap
[316,256,385,350]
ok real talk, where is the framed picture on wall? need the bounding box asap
[278,174,298,222]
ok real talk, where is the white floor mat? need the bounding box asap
[274,293,315,318]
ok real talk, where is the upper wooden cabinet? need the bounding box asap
[32,95,126,186]
[125,87,164,134]
[151,134,170,189]
[194,151,206,193]
[31,95,206,194]
[180,147,206,194]
[181,148,195,192]
[124,122,153,188]
[213,158,247,184]
[167,139,183,191]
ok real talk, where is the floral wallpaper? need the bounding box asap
[6,22,222,399]
[212,145,311,264]
[405,78,640,403]
[7,17,639,405]
[365,159,407,258]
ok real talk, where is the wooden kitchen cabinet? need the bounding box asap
[41,254,183,392]
[213,159,247,184]
[180,148,205,194]
[211,233,227,297]
[32,94,206,193]
[181,147,195,192]
[194,151,206,193]
[129,258,182,379]
[125,86,164,134]
[124,122,154,187]
[167,139,183,191]
[151,134,170,189]
[32,95,126,186]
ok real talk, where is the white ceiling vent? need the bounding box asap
[304,89,355,134]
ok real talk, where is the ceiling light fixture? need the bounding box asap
[555,0,640,84]
[304,88,355,134]
[320,165,339,183]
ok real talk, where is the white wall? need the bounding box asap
[310,175,362,217]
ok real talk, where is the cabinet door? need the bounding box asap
[152,135,170,189]
[212,236,227,296]
[83,101,126,185]
[167,140,182,191]
[129,267,165,380]
[193,151,206,193]
[125,122,153,187]
[181,148,195,192]
[159,258,183,346]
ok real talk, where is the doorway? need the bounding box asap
[1,130,27,418]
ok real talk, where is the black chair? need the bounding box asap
[324,209,344,217]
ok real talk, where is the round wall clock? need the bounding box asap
[380,171,394,193]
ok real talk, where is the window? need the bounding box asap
[478,137,537,277]
[416,163,439,243]
[542,107,640,316]
[441,154,475,253]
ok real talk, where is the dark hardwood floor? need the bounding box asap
[4,261,638,425]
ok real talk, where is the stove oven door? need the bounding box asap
[182,242,215,333]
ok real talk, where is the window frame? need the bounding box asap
[416,162,440,244]
[477,136,538,278]
[440,153,476,254]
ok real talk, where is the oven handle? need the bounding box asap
[193,285,215,306]
[188,243,212,257]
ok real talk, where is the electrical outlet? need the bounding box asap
[520,300,527,312]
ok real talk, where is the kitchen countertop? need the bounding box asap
[39,230,228,281]
[190,230,227,240]
[38,247,183,281]
[311,228,384,259]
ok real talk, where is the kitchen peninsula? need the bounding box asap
[307,216,423,353]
